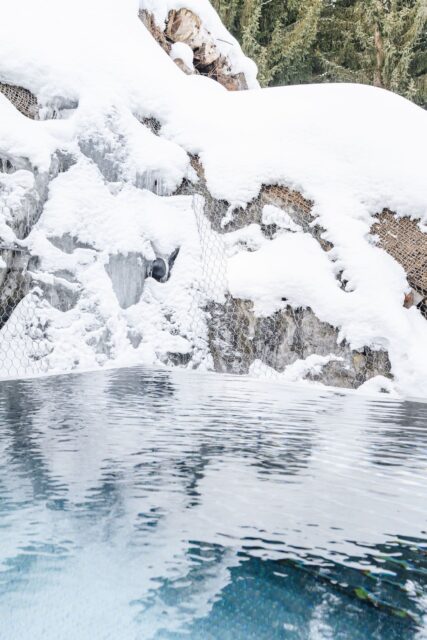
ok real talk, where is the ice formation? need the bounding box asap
[0,0,426,396]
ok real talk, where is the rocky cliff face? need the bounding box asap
[0,0,426,394]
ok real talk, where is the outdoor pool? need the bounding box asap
[0,366,426,639]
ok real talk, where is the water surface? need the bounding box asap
[0,367,426,639]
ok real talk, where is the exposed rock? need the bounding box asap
[179,158,397,387]
[0,250,30,329]
[166,9,204,49]
[48,233,94,254]
[166,8,222,74]
[34,273,80,312]
[0,155,62,329]
[185,155,427,318]
[139,8,248,91]
[138,10,170,53]
[173,57,194,76]
[105,252,147,309]
[163,351,192,367]
[179,156,330,248]
[194,40,221,67]
[207,296,391,388]
[141,116,161,135]
[216,70,248,91]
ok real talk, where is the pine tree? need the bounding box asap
[213,0,427,107]
[317,0,426,104]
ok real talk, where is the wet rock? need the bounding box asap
[307,349,392,389]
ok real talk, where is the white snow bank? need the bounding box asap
[0,0,426,395]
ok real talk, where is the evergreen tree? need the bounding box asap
[213,0,427,107]
[317,0,427,104]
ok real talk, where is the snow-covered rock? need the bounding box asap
[139,4,254,89]
[170,42,194,74]
[0,0,426,397]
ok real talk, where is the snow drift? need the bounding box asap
[0,0,426,396]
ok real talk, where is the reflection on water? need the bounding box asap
[0,367,426,639]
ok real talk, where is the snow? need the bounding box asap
[0,0,426,395]
[249,354,343,384]
[27,161,204,372]
[0,95,55,171]
[228,232,344,317]
[357,375,398,397]
[170,42,194,71]
[262,204,303,232]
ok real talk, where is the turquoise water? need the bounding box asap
[0,367,426,639]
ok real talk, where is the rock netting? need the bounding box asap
[207,297,391,388]
[372,209,427,316]
[183,157,427,386]
[0,82,39,119]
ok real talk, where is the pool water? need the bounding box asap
[0,366,426,639]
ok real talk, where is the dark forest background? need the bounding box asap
[213,0,427,106]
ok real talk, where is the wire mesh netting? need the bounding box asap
[0,142,424,386]
[372,209,427,319]
[192,193,393,388]
[0,82,39,119]
[0,246,50,379]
